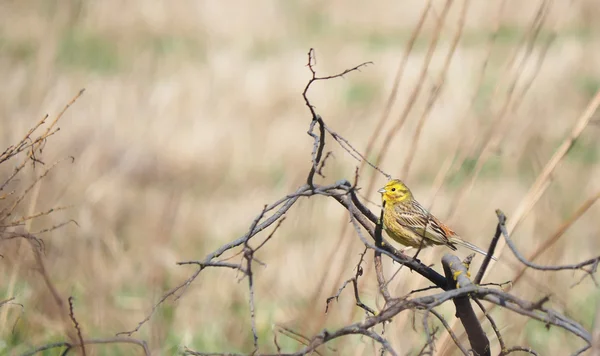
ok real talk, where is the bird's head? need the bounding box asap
[378,179,413,205]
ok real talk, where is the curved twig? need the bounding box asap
[20,337,150,356]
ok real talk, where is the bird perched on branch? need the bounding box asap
[378,179,496,260]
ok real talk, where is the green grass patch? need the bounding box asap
[147,35,206,61]
[155,302,176,331]
[473,79,495,115]
[566,138,599,164]
[576,76,600,99]
[159,331,182,355]
[446,157,477,188]
[461,25,521,46]
[344,81,379,106]
[113,284,149,310]
[283,2,332,40]
[187,325,242,353]
[364,31,416,50]
[248,39,281,60]
[57,29,120,73]
[305,12,330,36]
[495,25,523,43]
[5,332,65,356]
[268,163,287,188]
[524,319,548,352]
[517,153,540,182]
[572,289,600,331]
[480,155,502,177]
[1,327,25,355]
[445,155,502,188]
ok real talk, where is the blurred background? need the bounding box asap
[1,0,599,354]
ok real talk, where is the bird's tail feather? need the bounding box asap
[450,237,497,261]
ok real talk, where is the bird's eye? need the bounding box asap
[391,188,396,192]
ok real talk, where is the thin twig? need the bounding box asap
[20,337,150,356]
[326,247,375,316]
[497,210,600,277]
[243,236,259,350]
[510,191,600,288]
[501,346,539,356]
[67,297,86,356]
[473,299,506,352]
[428,308,469,356]
[374,205,393,303]
[474,215,504,284]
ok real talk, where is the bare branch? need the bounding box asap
[501,346,540,356]
[306,115,326,186]
[243,239,259,350]
[442,254,491,356]
[428,308,469,356]
[116,265,202,337]
[20,337,150,356]
[323,126,391,180]
[573,345,591,356]
[474,214,504,284]
[254,217,286,252]
[474,299,506,351]
[326,247,376,316]
[121,49,596,356]
[496,210,600,280]
[511,191,600,288]
[176,261,247,273]
[374,205,393,303]
[0,156,75,221]
[315,151,333,177]
[302,49,372,118]
[67,297,86,356]
[32,219,79,234]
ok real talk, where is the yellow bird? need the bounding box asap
[378,179,495,260]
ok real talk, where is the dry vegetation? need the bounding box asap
[1,0,600,355]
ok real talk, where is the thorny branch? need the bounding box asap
[115,51,596,356]
[68,297,87,356]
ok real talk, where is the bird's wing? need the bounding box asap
[394,204,456,249]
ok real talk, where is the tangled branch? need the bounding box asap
[102,51,597,356]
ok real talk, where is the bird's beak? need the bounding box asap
[377,188,386,194]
